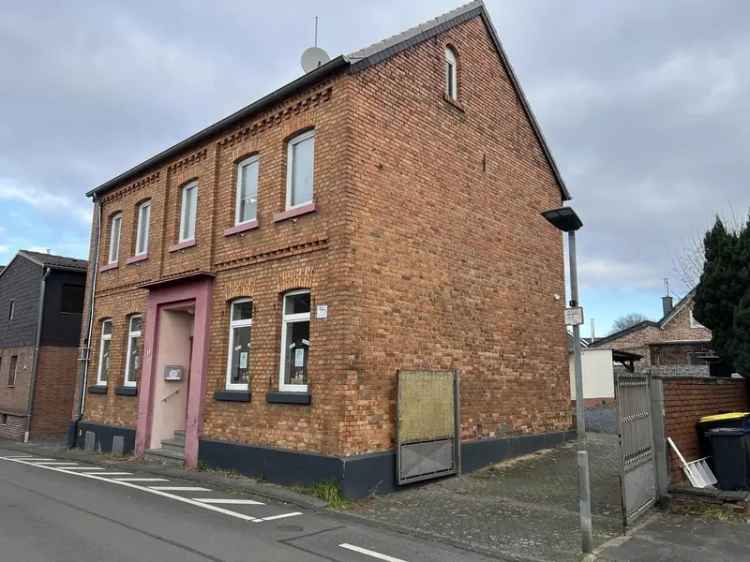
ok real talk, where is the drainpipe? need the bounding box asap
[25,266,51,442]
[68,199,101,447]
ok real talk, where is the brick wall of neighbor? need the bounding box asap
[660,303,711,342]
[29,347,78,438]
[343,16,570,455]
[662,376,748,481]
[82,14,572,458]
[0,346,34,416]
[0,413,27,440]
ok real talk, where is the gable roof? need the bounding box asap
[87,1,570,202]
[589,288,698,348]
[0,250,88,282]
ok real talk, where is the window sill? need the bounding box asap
[99,263,118,272]
[214,390,251,402]
[266,391,311,405]
[443,93,465,113]
[88,385,107,395]
[223,219,259,237]
[273,203,317,223]
[126,254,148,265]
[168,239,196,253]
[115,385,137,396]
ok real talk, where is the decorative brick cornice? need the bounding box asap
[214,238,328,272]
[167,148,208,173]
[218,86,333,148]
[100,172,160,203]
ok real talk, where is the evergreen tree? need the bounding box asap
[734,290,750,376]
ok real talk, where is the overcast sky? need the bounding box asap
[1,0,749,334]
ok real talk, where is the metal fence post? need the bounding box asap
[650,376,670,498]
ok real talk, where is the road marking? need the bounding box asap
[259,512,303,521]
[88,472,133,476]
[193,498,264,506]
[4,457,57,461]
[148,486,211,492]
[54,466,107,471]
[0,457,265,523]
[338,543,408,562]
[111,477,170,482]
[33,462,80,466]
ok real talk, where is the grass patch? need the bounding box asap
[300,481,350,509]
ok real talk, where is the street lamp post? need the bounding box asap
[542,206,593,555]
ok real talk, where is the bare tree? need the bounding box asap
[610,313,650,334]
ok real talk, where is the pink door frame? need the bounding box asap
[135,275,213,468]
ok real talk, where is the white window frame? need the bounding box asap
[225,298,253,391]
[134,200,151,256]
[285,130,316,211]
[123,315,142,387]
[235,156,259,226]
[108,213,122,264]
[278,289,310,392]
[690,309,706,329]
[179,182,198,243]
[96,319,112,386]
[445,47,458,100]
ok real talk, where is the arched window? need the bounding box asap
[235,156,259,225]
[108,213,122,264]
[278,290,310,392]
[123,315,143,387]
[286,130,316,210]
[445,47,458,100]
[134,200,151,256]
[226,299,253,390]
[96,319,113,386]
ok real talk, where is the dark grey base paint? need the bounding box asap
[74,421,574,498]
[76,421,136,455]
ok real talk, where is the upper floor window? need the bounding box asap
[8,356,17,386]
[96,319,113,386]
[61,285,85,314]
[445,47,458,100]
[124,315,143,387]
[108,213,122,264]
[279,290,310,392]
[226,299,252,390]
[8,300,15,321]
[179,182,198,242]
[135,200,151,256]
[235,156,259,225]
[286,130,315,210]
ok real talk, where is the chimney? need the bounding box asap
[662,296,674,317]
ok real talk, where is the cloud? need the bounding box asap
[0,182,91,226]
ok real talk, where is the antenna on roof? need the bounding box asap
[301,15,330,73]
[664,277,671,297]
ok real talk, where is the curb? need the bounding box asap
[0,440,327,511]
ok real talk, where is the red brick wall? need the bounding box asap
[0,413,27,440]
[0,346,34,415]
[30,346,78,438]
[662,376,748,481]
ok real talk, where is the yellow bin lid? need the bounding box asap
[700,412,749,423]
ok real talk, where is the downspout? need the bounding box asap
[68,198,101,447]
[25,266,51,442]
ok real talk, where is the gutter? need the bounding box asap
[25,266,51,442]
[68,200,102,447]
[86,56,349,199]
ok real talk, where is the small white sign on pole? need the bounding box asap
[565,306,584,326]
[316,304,328,319]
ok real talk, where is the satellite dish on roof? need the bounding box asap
[301,46,330,73]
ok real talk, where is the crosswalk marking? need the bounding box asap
[33,462,79,466]
[148,486,211,492]
[54,466,106,471]
[111,477,170,482]
[338,543,408,562]
[88,472,133,476]
[192,498,264,506]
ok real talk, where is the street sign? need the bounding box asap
[565,306,584,326]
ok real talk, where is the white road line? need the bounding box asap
[55,466,107,471]
[259,512,303,521]
[0,456,265,523]
[148,486,211,492]
[4,457,57,461]
[338,543,408,562]
[33,462,79,466]
[193,498,265,506]
[88,472,133,476]
[111,477,170,482]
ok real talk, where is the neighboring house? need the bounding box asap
[589,290,714,373]
[74,1,573,497]
[0,250,88,440]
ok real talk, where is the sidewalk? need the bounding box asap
[597,513,750,561]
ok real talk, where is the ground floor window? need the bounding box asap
[8,356,17,386]
[279,290,310,392]
[124,315,142,387]
[97,319,112,385]
[226,299,252,390]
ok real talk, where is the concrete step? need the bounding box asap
[162,436,185,448]
[160,441,185,456]
[144,447,184,466]
[174,430,185,439]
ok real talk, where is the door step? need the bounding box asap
[144,447,184,466]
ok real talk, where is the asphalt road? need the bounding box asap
[0,447,494,562]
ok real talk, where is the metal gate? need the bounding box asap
[616,373,657,526]
[396,370,460,485]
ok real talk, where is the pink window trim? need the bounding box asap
[99,262,118,272]
[273,202,317,223]
[126,254,149,265]
[223,219,259,237]
[168,239,197,253]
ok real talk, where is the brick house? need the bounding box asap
[73,1,573,496]
[589,290,714,374]
[0,250,87,440]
